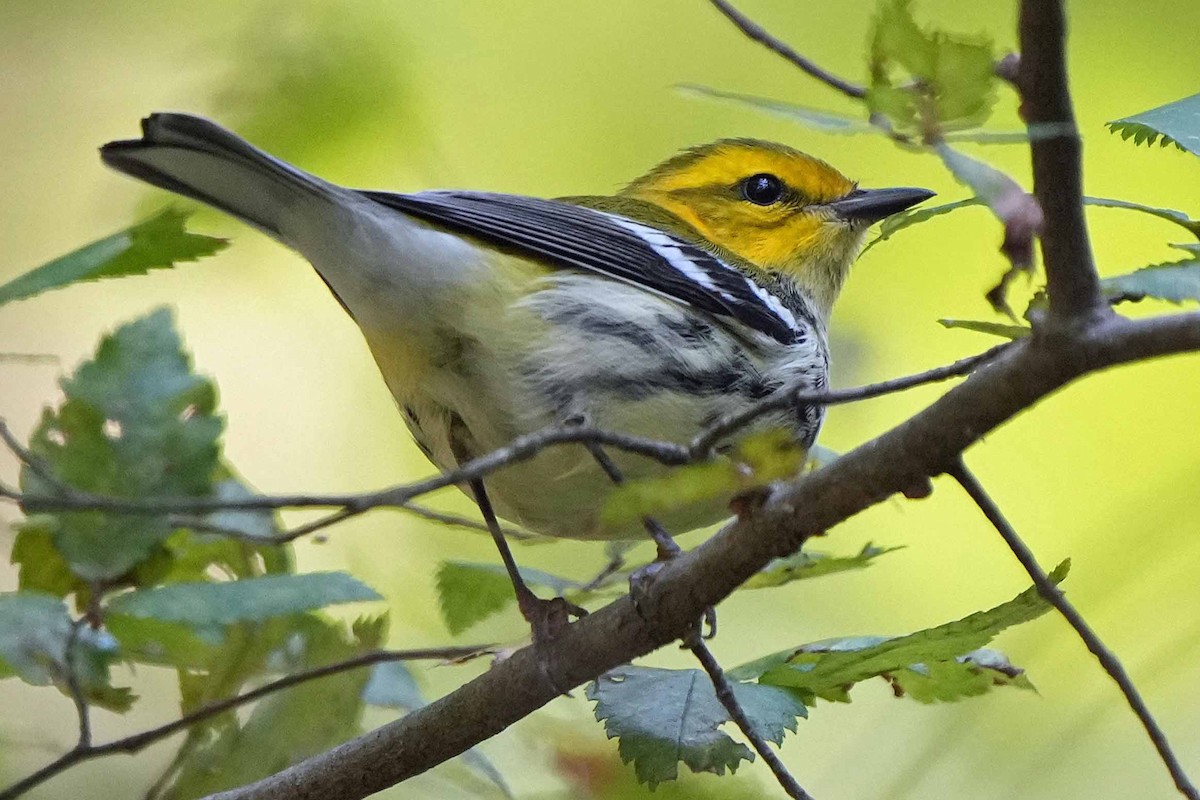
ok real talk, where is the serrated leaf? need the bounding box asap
[435,561,575,635]
[0,591,134,711]
[588,666,806,788]
[747,560,1068,703]
[745,543,902,589]
[1107,93,1200,157]
[1101,251,1200,304]
[106,572,380,627]
[938,319,1031,339]
[677,84,877,135]
[23,308,223,581]
[0,209,227,307]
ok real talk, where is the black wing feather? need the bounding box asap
[362,190,803,344]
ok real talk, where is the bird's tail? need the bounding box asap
[100,113,350,242]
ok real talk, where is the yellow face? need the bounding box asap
[622,139,867,316]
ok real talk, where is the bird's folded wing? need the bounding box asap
[364,190,803,345]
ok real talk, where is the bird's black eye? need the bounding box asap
[740,173,785,205]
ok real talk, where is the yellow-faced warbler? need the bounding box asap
[101,114,931,632]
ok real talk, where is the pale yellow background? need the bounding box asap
[1,1,1198,798]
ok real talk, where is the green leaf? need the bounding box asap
[588,666,806,788]
[938,319,1031,339]
[1107,93,1200,157]
[748,560,1068,703]
[745,543,902,589]
[106,614,224,668]
[435,561,575,635]
[23,308,223,581]
[601,429,804,528]
[891,648,1035,702]
[0,591,134,711]
[106,572,380,627]
[10,519,79,598]
[863,197,985,253]
[1101,248,1200,304]
[677,84,877,135]
[869,0,996,133]
[0,209,227,307]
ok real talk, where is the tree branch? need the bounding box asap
[1017,0,1105,321]
[948,460,1199,800]
[706,0,867,99]
[198,312,1200,800]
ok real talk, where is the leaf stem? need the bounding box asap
[706,0,866,99]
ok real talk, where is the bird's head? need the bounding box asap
[621,139,933,318]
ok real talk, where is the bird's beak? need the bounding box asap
[827,187,935,224]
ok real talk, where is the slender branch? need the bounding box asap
[706,0,866,99]
[2,425,691,516]
[1,344,1008,523]
[689,341,1011,456]
[948,460,1199,800]
[62,620,92,750]
[689,637,813,800]
[168,502,533,547]
[197,311,1200,800]
[0,645,491,800]
[1017,0,1105,321]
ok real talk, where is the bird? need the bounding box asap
[101,113,932,637]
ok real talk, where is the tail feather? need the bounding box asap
[100,113,345,240]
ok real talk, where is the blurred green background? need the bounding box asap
[1,1,1198,798]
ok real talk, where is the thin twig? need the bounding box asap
[62,620,92,749]
[690,341,1011,456]
[948,460,1199,800]
[689,636,814,800]
[3,345,1007,524]
[706,0,866,99]
[2,425,691,516]
[0,644,492,800]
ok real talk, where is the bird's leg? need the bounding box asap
[584,442,716,639]
[467,477,587,644]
